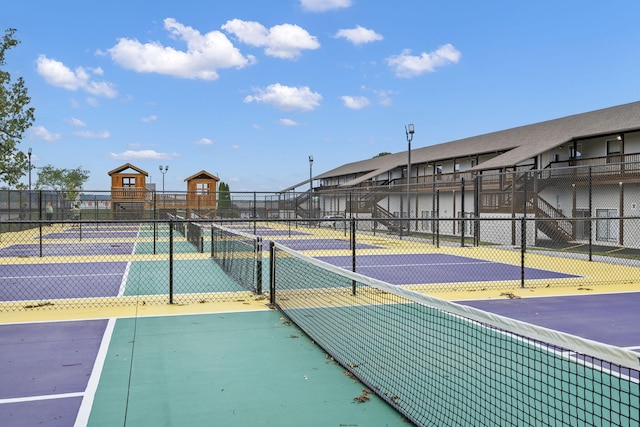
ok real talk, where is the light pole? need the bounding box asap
[309,155,314,217]
[28,148,32,219]
[405,124,415,234]
[159,165,169,192]
[159,165,168,208]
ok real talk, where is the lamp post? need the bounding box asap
[309,155,314,217]
[159,165,168,208]
[159,165,169,192]
[28,148,32,219]
[405,124,415,233]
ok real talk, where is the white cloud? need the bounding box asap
[109,150,177,160]
[279,118,299,126]
[67,117,86,127]
[74,130,111,139]
[107,18,254,80]
[31,125,62,142]
[341,95,371,110]
[36,55,117,98]
[230,145,240,150]
[86,97,100,107]
[141,115,158,123]
[222,19,319,60]
[374,89,395,106]
[244,83,322,111]
[335,26,383,45]
[300,0,352,12]
[194,138,213,145]
[387,44,461,78]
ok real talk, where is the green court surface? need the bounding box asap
[122,259,247,296]
[88,310,409,426]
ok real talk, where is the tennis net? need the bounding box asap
[186,221,204,252]
[269,241,640,427]
[212,222,262,293]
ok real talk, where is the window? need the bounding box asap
[596,209,618,242]
[606,139,621,163]
[569,144,582,158]
[196,183,210,196]
[122,177,135,188]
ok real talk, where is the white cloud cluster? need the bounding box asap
[335,26,383,45]
[279,118,299,126]
[67,117,86,127]
[107,18,254,80]
[341,95,370,109]
[36,55,117,98]
[31,125,62,142]
[141,115,158,123]
[387,44,461,78]
[300,0,352,12]
[244,83,322,111]
[222,19,320,60]
[74,130,111,139]
[194,138,213,145]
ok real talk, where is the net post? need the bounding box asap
[269,241,275,305]
[169,218,174,304]
[256,237,263,295]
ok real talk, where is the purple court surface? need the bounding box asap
[459,292,640,349]
[0,319,107,426]
[42,231,139,239]
[276,238,380,251]
[0,243,135,257]
[315,253,578,285]
[0,262,128,301]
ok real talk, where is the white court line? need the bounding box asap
[74,318,116,427]
[0,392,83,405]
[333,261,494,269]
[118,262,132,297]
[0,273,122,280]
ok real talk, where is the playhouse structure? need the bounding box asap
[108,164,219,219]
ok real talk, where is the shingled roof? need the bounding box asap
[306,101,640,190]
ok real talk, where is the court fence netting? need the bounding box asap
[1,216,640,425]
[0,216,639,311]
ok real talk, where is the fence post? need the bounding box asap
[520,216,526,289]
[436,190,440,248]
[351,217,356,296]
[588,167,593,261]
[169,218,174,304]
[256,237,263,295]
[461,178,465,247]
[38,191,43,257]
[153,192,157,255]
[269,241,276,305]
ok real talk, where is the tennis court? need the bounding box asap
[1,219,640,426]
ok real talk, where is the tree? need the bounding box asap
[0,29,36,187]
[35,165,90,201]
[217,181,236,218]
[373,152,391,158]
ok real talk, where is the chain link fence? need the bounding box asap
[1,214,639,312]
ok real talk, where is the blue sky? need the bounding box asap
[4,0,640,192]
